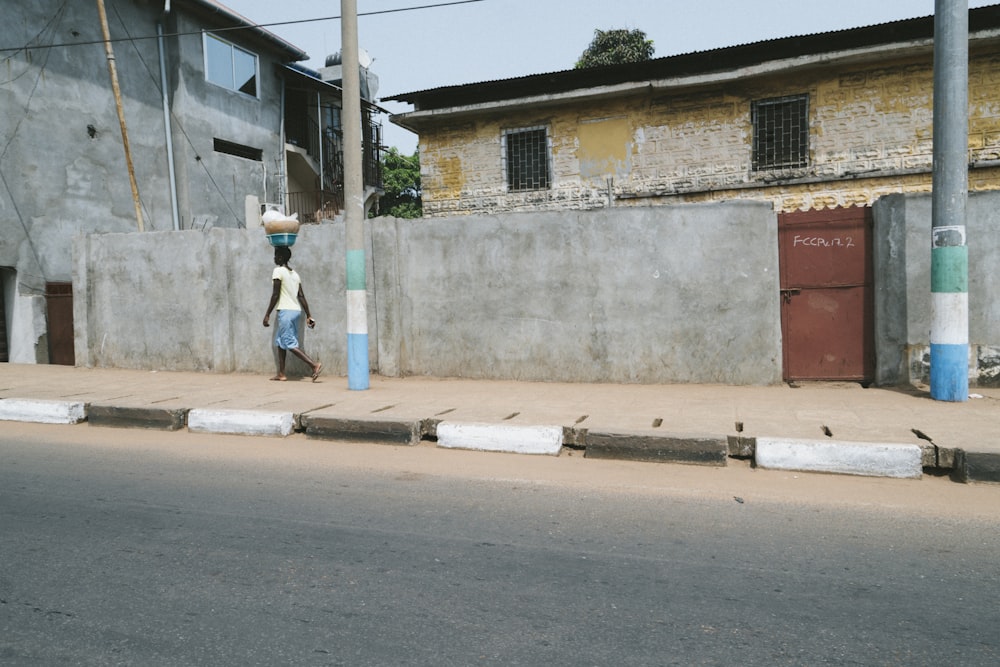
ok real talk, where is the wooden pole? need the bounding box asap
[96,0,144,232]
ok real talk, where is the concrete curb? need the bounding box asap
[437,422,563,455]
[303,416,422,445]
[755,437,923,479]
[88,405,188,431]
[1,395,994,483]
[955,450,1000,484]
[584,430,728,466]
[0,398,87,424]
[187,409,295,437]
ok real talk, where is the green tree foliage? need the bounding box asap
[575,28,655,69]
[374,147,422,218]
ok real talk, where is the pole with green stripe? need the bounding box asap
[341,0,369,390]
[930,0,968,402]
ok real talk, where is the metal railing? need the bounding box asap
[283,111,383,221]
[363,117,383,190]
[285,190,343,223]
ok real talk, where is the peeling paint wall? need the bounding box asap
[416,46,1000,217]
[6,291,48,364]
[577,116,632,181]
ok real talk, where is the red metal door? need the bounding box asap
[45,282,75,366]
[778,207,873,382]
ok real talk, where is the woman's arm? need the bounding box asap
[262,278,281,327]
[297,286,315,328]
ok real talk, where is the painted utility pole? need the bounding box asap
[930,0,969,401]
[341,0,369,390]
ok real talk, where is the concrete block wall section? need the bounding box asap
[75,203,783,385]
[73,193,1000,388]
[372,204,783,384]
[873,191,1000,386]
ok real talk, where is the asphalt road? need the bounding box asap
[1,424,998,666]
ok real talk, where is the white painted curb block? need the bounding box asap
[755,437,922,479]
[437,422,563,455]
[0,398,86,424]
[188,409,294,437]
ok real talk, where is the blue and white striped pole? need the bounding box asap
[341,0,369,390]
[930,0,968,401]
[346,250,368,390]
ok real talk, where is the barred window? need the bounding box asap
[503,126,550,191]
[751,95,809,171]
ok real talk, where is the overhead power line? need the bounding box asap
[0,0,487,55]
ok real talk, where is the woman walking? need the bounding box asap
[262,246,322,381]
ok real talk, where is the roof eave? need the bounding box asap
[385,6,1000,111]
[390,37,939,130]
[177,0,308,61]
[282,65,391,113]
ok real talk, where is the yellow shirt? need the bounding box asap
[271,266,301,311]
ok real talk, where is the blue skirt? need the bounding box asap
[274,309,301,350]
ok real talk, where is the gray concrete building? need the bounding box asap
[1,0,381,365]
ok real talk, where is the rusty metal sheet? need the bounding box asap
[782,286,871,380]
[780,208,871,289]
[779,207,873,382]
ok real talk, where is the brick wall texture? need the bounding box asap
[417,47,1000,217]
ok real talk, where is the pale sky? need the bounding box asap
[222,0,997,153]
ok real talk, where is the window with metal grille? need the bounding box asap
[751,95,809,171]
[503,126,550,191]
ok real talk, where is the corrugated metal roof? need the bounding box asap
[281,63,391,113]
[385,5,1000,110]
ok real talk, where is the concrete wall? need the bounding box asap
[73,194,999,386]
[372,204,782,384]
[74,226,350,378]
[75,202,784,385]
[0,0,289,361]
[874,191,1000,387]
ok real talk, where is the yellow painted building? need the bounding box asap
[388,8,1000,217]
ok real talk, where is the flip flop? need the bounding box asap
[311,363,323,382]
[270,376,287,381]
